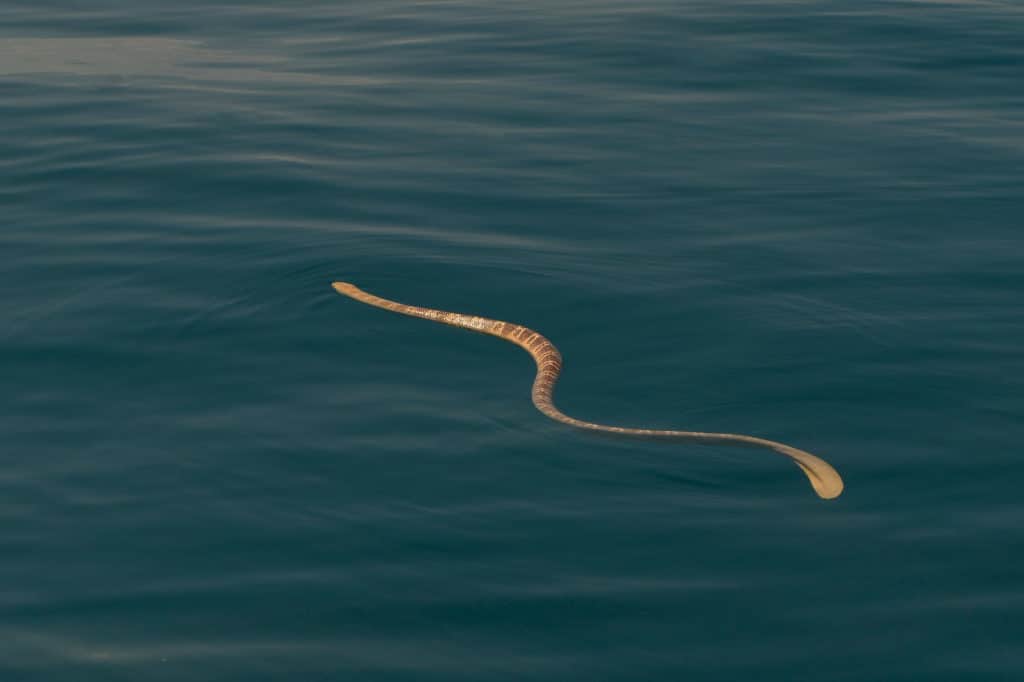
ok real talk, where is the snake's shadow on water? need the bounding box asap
[332,281,844,500]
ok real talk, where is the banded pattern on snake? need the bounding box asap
[332,282,844,499]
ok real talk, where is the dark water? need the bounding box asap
[3,2,1023,679]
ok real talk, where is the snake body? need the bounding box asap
[332,282,843,499]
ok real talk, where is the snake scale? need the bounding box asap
[332,282,844,499]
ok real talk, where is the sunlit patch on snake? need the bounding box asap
[332,282,844,499]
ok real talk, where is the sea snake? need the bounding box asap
[332,282,844,499]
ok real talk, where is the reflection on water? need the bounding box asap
[1,36,382,88]
[3,37,227,75]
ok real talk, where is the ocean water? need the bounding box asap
[3,1,1023,680]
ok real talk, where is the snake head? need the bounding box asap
[332,281,361,297]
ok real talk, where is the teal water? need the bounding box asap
[3,2,1023,679]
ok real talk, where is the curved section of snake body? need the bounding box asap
[332,281,843,499]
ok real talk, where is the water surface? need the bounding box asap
[3,2,1023,680]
